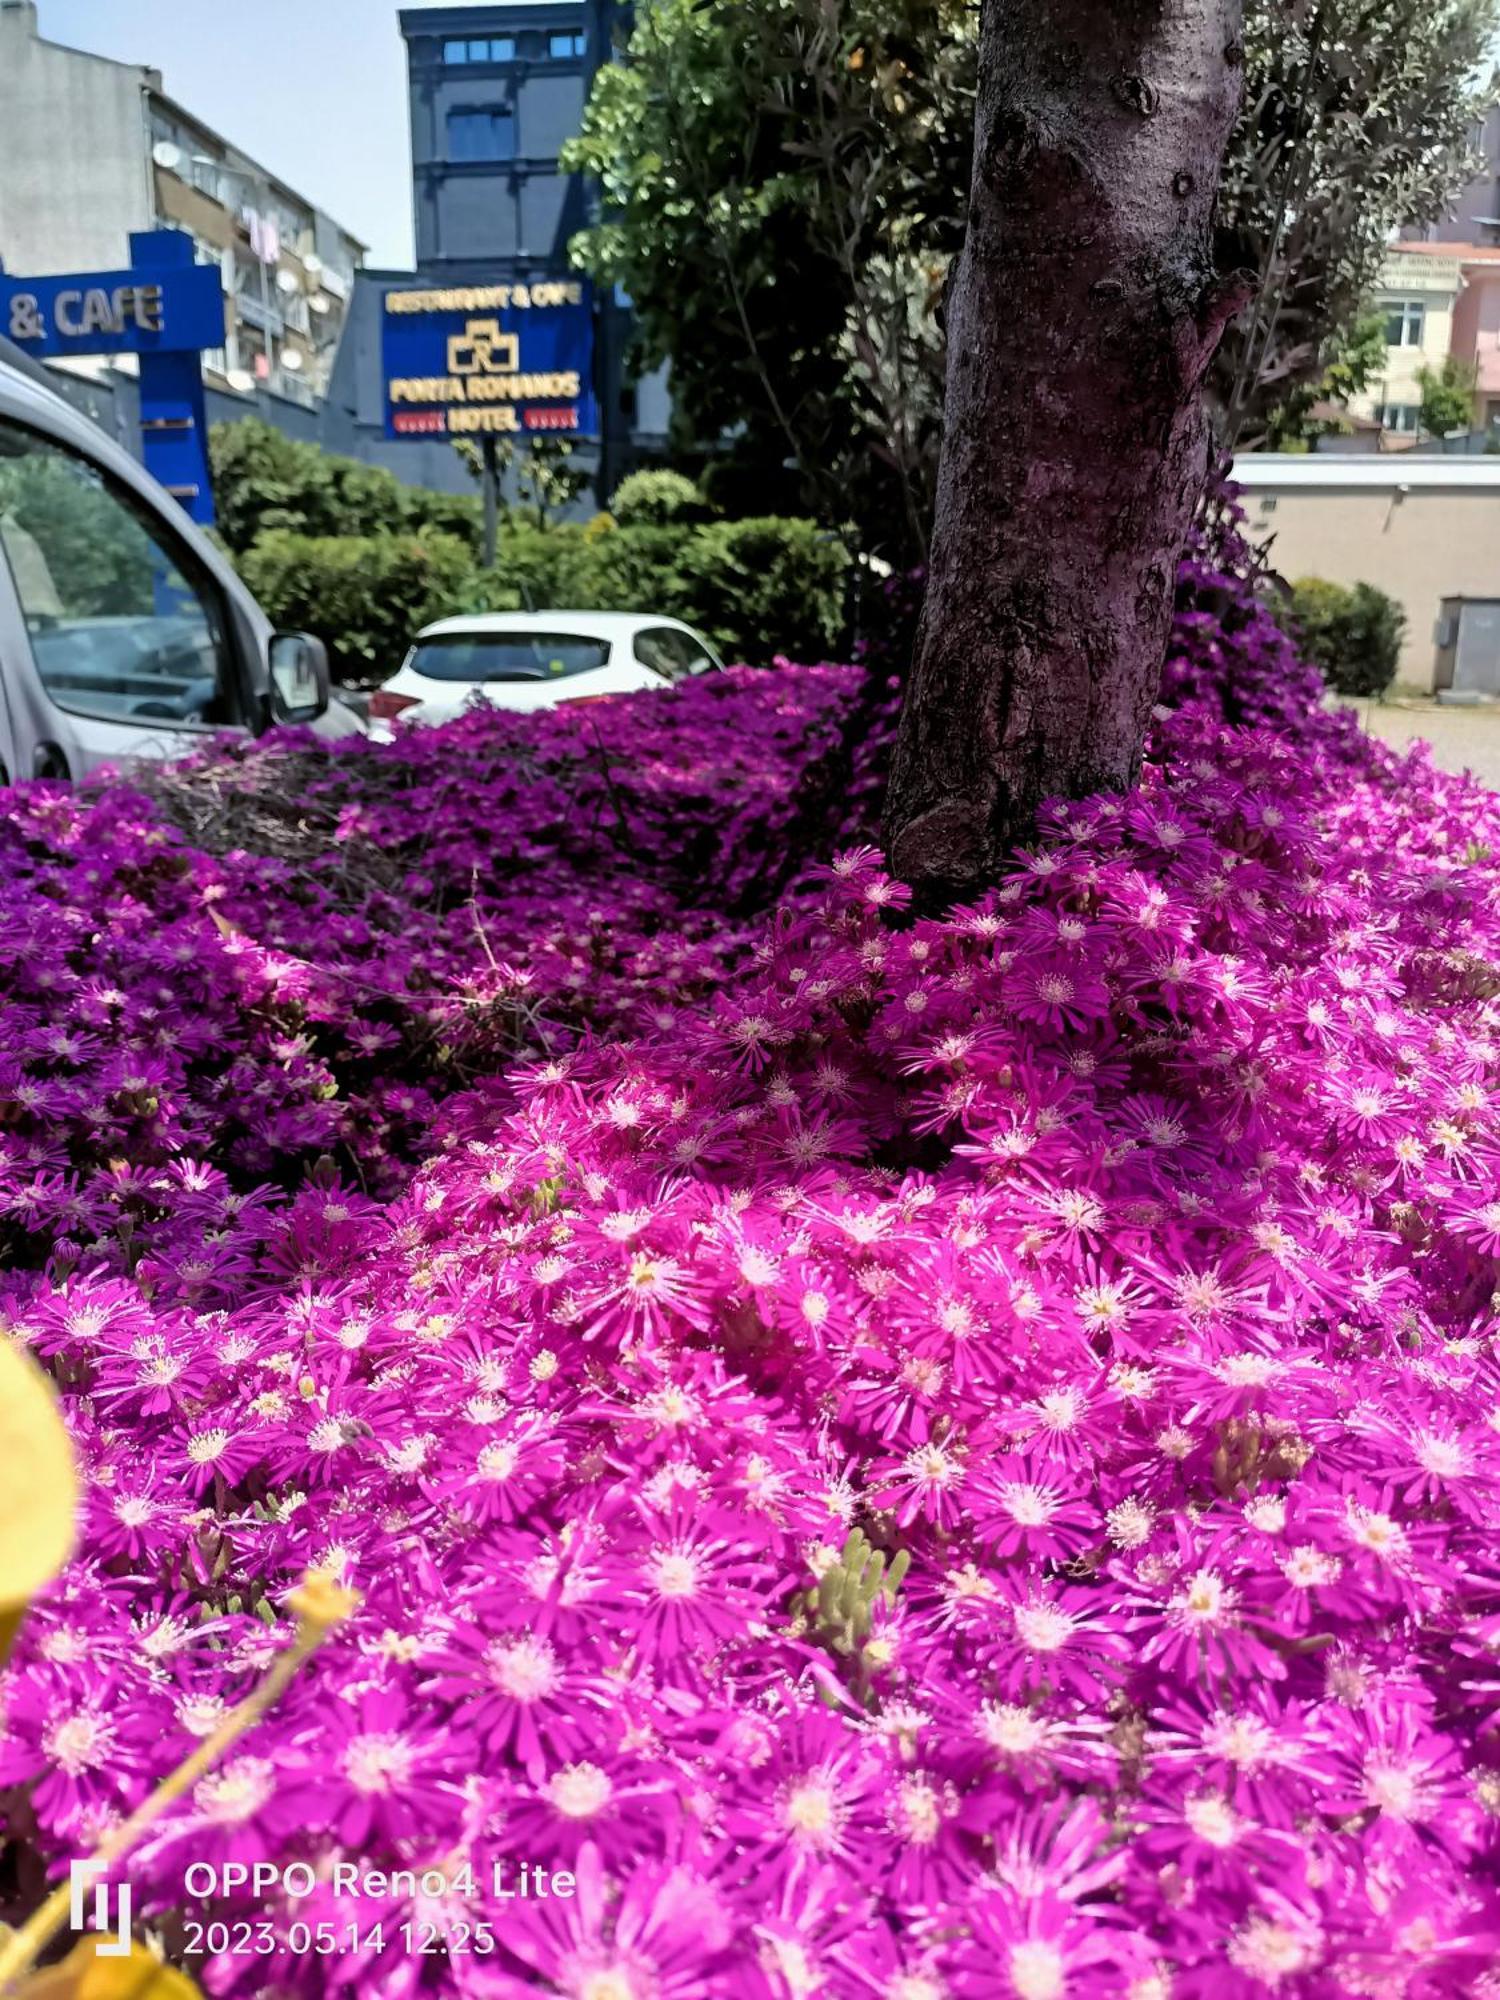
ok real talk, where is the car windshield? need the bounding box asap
[409,633,611,682]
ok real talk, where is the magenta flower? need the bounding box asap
[5,487,1500,1986]
[484,1843,737,1998]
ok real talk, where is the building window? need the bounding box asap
[444,35,515,63]
[1383,299,1425,348]
[1375,402,1420,434]
[548,30,586,58]
[447,107,516,163]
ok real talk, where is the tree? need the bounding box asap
[1261,312,1386,450]
[1217,0,1499,446]
[564,0,975,562]
[1417,355,1480,440]
[882,0,1247,904]
[452,434,592,528]
[568,0,1497,526]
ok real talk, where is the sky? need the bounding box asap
[35,0,475,268]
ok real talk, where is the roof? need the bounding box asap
[1305,400,1381,430]
[414,611,704,639]
[1395,240,1500,262]
[1230,455,1500,490]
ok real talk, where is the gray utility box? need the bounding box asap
[1435,598,1500,696]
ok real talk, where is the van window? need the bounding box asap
[0,420,235,729]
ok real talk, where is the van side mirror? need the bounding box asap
[268,632,330,724]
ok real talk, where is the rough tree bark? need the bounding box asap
[884,0,1248,904]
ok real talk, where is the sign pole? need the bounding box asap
[133,233,214,527]
[481,432,499,569]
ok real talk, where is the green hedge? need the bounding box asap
[666,517,849,664]
[488,514,849,665]
[209,419,481,555]
[214,423,851,680]
[237,530,507,687]
[236,514,849,685]
[1290,577,1406,699]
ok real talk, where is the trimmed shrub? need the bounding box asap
[1289,575,1405,697]
[209,419,481,555]
[236,528,496,687]
[490,517,601,611]
[668,515,850,663]
[495,514,851,664]
[222,445,853,680]
[609,468,710,525]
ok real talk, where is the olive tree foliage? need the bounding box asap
[1260,311,1386,450]
[567,0,1497,545]
[1218,0,1500,447]
[563,0,975,563]
[1417,355,1482,440]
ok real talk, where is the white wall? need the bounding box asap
[0,0,153,279]
[1236,462,1500,690]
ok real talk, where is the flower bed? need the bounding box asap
[2,508,1499,1996]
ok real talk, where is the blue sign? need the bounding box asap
[0,233,221,524]
[381,278,598,442]
[0,234,223,361]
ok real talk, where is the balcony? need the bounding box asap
[233,292,285,337]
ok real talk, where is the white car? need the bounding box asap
[368,611,725,736]
[0,336,358,782]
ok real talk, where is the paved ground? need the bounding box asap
[1337,698,1500,789]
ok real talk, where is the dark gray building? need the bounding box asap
[380,0,662,502]
[404,3,598,275]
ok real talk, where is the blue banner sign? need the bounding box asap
[0,236,224,361]
[0,234,220,524]
[381,279,598,442]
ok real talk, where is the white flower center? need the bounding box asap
[782,1776,842,1848]
[342,1732,416,1795]
[1008,1940,1066,2000]
[487,1635,562,1702]
[645,1548,703,1599]
[547,1762,613,1819]
[194,1758,276,1824]
[44,1710,114,1775]
[1013,1603,1072,1652]
[1185,1793,1241,1847]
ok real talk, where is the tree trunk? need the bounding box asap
[884,0,1247,904]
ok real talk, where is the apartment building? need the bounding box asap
[1342,243,1500,447]
[0,0,364,410]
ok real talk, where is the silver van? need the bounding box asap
[0,339,359,782]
